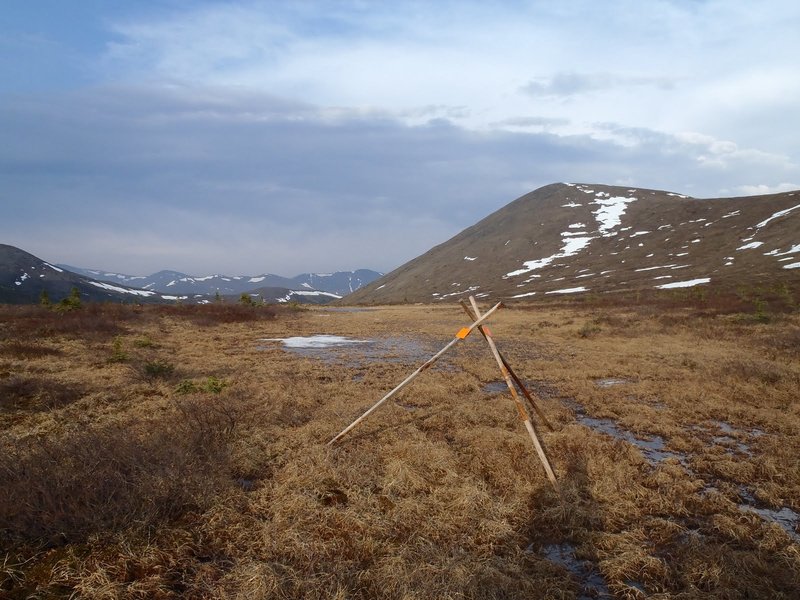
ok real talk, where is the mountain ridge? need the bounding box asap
[2,245,378,305]
[344,183,800,304]
[58,266,383,297]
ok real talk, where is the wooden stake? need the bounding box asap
[328,301,503,445]
[466,296,559,491]
[459,300,554,431]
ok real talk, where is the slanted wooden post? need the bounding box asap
[328,301,503,445]
[459,300,553,431]
[464,296,559,491]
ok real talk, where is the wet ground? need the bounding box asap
[258,334,441,367]
[259,334,800,548]
[533,542,613,599]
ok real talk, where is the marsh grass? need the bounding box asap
[0,300,798,598]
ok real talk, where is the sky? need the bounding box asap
[2,0,799,276]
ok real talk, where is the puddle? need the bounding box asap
[561,401,797,543]
[260,335,369,348]
[535,543,612,599]
[594,377,631,388]
[738,486,800,542]
[580,416,685,465]
[705,421,756,456]
[483,381,511,394]
[711,420,736,435]
[235,478,256,492]
[258,335,444,368]
[565,399,688,466]
[712,435,752,456]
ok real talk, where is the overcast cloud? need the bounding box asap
[2,0,799,275]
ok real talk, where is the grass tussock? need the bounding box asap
[0,392,242,547]
[1,299,799,598]
[0,375,84,412]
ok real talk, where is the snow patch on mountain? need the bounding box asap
[737,241,764,250]
[88,281,157,297]
[506,236,594,278]
[756,204,800,229]
[655,278,710,289]
[592,195,637,236]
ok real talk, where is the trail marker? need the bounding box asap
[328,297,559,489]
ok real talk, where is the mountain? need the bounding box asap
[344,183,800,304]
[60,266,383,297]
[290,270,384,295]
[1,245,359,306]
[0,245,180,304]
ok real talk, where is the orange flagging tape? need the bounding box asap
[456,327,471,339]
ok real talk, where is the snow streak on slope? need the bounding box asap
[505,185,637,280]
[506,236,595,277]
[88,281,157,297]
[655,278,710,289]
[755,204,800,229]
[592,195,638,237]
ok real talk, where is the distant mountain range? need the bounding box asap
[0,244,178,304]
[58,266,382,297]
[346,183,800,304]
[0,244,382,305]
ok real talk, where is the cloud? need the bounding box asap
[521,72,678,99]
[734,183,800,196]
[2,1,800,275]
[4,83,797,271]
[673,131,794,170]
[490,116,571,130]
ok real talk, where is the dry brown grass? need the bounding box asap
[1,300,799,598]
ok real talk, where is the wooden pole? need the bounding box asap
[328,301,504,445]
[459,300,554,431]
[466,296,559,491]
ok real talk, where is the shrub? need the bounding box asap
[0,376,84,411]
[577,321,601,338]
[56,287,82,312]
[142,359,175,380]
[109,336,129,363]
[132,336,157,348]
[0,341,61,359]
[152,302,277,326]
[753,299,771,324]
[38,289,50,307]
[175,376,228,395]
[0,402,237,545]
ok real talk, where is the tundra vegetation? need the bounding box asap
[0,287,799,599]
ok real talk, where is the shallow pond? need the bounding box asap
[258,334,444,368]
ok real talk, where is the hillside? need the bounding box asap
[345,183,800,304]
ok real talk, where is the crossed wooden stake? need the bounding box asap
[328,296,559,491]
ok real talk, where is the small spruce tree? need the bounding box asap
[39,289,51,307]
[58,287,82,311]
